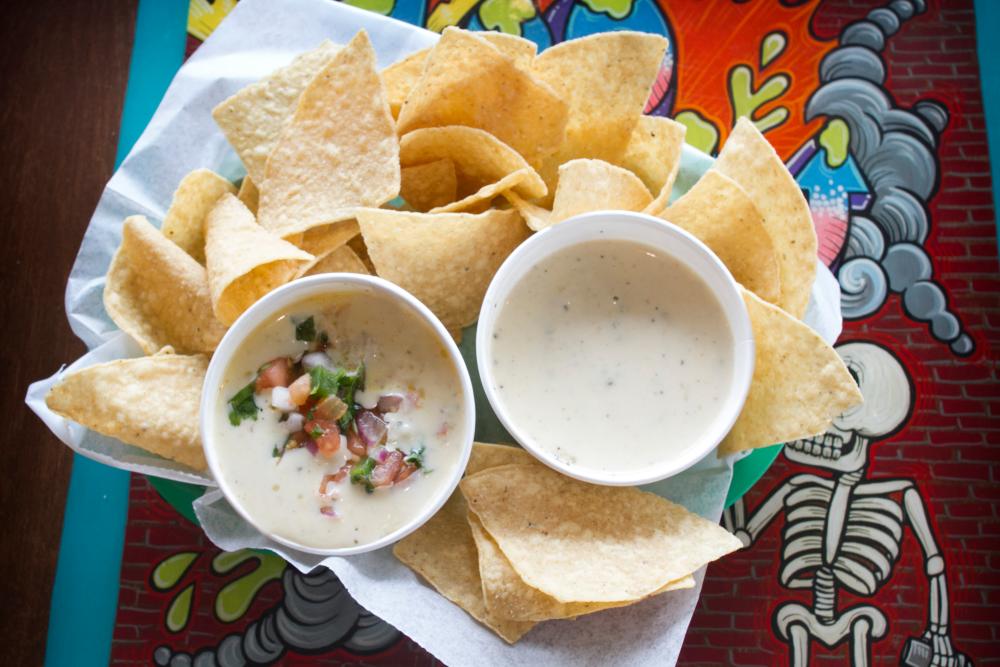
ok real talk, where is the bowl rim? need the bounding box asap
[476,210,755,487]
[200,273,476,556]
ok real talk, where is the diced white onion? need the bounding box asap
[302,351,334,371]
[282,412,305,433]
[355,389,378,410]
[271,386,295,412]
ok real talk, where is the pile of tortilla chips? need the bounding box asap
[43,26,862,639]
[394,443,741,643]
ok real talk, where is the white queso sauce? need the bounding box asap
[489,240,733,475]
[213,290,465,550]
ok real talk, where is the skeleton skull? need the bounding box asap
[785,341,912,472]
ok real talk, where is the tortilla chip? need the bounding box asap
[461,463,741,603]
[212,41,341,184]
[713,117,817,318]
[533,32,668,195]
[400,126,546,213]
[237,176,259,214]
[45,352,208,471]
[393,494,535,644]
[400,159,458,211]
[357,208,529,330]
[160,169,236,264]
[503,190,552,232]
[396,28,568,169]
[479,32,537,68]
[466,442,535,476]
[469,513,693,622]
[258,31,399,239]
[204,194,313,326]
[295,219,361,258]
[301,245,370,277]
[381,47,429,118]
[618,115,686,214]
[347,234,376,273]
[105,216,227,354]
[659,171,781,304]
[549,159,652,225]
[719,288,863,456]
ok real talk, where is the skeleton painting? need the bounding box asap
[724,341,971,667]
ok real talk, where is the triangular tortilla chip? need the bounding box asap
[400,159,458,211]
[212,41,342,184]
[503,190,553,232]
[479,32,537,67]
[357,207,529,330]
[300,245,370,277]
[713,118,817,318]
[295,219,361,258]
[104,216,227,354]
[160,169,236,264]
[45,352,208,471]
[205,194,313,326]
[550,159,652,224]
[719,288,863,456]
[618,115,686,214]
[381,47,429,119]
[396,28,567,169]
[469,512,694,622]
[401,126,546,213]
[258,31,399,239]
[461,463,740,603]
[533,32,668,196]
[660,170,781,304]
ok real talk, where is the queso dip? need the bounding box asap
[213,289,466,550]
[488,240,733,475]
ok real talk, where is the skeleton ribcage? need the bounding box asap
[780,483,904,596]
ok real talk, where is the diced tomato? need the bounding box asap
[305,419,340,458]
[319,473,339,498]
[314,395,348,421]
[288,373,312,406]
[345,426,367,457]
[255,357,293,392]
[332,463,352,482]
[395,462,419,482]
[370,450,403,487]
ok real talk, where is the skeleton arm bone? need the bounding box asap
[723,474,829,547]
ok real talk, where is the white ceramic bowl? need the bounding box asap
[201,274,476,556]
[477,210,755,486]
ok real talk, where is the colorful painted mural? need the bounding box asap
[112,1,999,664]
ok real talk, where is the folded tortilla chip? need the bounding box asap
[45,351,208,471]
[469,512,694,622]
[400,159,458,211]
[619,115,686,214]
[160,169,237,264]
[105,216,227,354]
[357,207,529,330]
[400,126,546,213]
[258,31,399,239]
[393,443,538,643]
[713,117,817,318]
[719,288,863,456]
[659,171,781,304]
[396,28,567,169]
[212,41,342,184]
[547,159,652,226]
[533,32,668,195]
[205,194,313,325]
[301,245,370,277]
[503,190,553,232]
[461,463,741,603]
[295,219,361,258]
[237,176,259,214]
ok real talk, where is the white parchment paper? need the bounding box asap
[24,0,843,663]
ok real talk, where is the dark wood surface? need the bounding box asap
[0,2,138,663]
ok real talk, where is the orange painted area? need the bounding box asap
[662,0,836,158]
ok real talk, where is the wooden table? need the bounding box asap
[0,2,137,663]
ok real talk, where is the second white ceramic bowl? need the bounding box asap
[476,210,755,486]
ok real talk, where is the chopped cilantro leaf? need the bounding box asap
[350,456,376,493]
[309,424,325,438]
[295,316,316,342]
[309,365,343,400]
[404,445,426,469]
[336,362,365,430]
[227,382,259,426]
